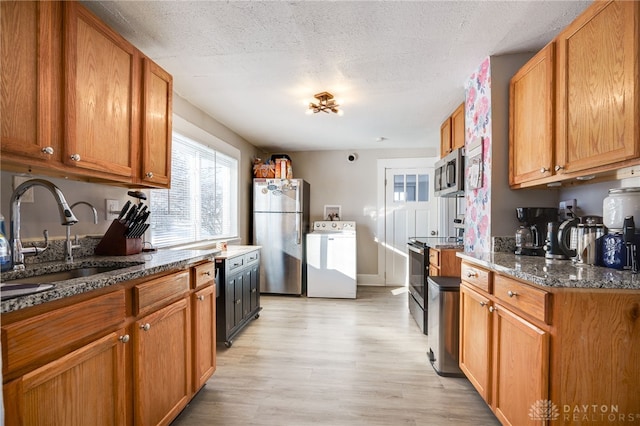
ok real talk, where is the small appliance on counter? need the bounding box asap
[557,215,605,264]
[515,207,558,256]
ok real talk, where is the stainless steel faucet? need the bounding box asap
[65,201,98,263]
[9,179,78,270]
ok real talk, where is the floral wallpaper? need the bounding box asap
[464,57,492,253]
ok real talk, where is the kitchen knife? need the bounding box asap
[117,200,131,221]
[123,205,138,227]
[131,205,148,225]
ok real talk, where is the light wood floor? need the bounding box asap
[172,286,499,426]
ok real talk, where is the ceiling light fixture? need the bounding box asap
[307,92,343,116]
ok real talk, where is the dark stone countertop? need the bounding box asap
[457,251,640,290]
[1,246,228,314]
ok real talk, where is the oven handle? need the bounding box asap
[408,245,425,255]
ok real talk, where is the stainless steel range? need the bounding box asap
[407,237,461,334]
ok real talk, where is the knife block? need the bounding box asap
[95,220,143,256]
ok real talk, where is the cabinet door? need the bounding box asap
[64,2,139,181]
[249,263,260,313]
[459,284,492,402]
[555,1,639,174]
[1,1,62,165]
[243,268,252,317]
[440,117,452,157]
[509,43,555,186]
[141,57,172,188]
[192,285,216,392]
[232,273,244,326]
[4,330,127,425]
[492,304,549,426]
[451,103,465,150]
[134,298,191,426]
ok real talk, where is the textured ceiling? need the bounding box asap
[82,1,592,152]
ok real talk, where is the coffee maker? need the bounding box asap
[515,207,559,256]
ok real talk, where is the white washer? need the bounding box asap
[306,221,357,298]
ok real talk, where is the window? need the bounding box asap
[393,173,429,202]
[150,132,238,247]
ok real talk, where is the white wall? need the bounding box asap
[284,148,434,281]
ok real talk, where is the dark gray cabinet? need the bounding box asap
[216,249,261,347]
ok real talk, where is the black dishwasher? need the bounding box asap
[426,276,464,377]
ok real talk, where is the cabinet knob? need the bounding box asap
[251,288,256,293]
[146,172,154,178]
[466,270,477,278]
[203,271,211,276]
[118,334,130,343]
[70,153,81,162]
[479,301,487,307]
[41,146,54,155]
[540,167,549,173]
[554,165,564,172]
[197,295,205,301]
[140,323,151,331]
[507,290,518,298]
[236,299,241,305]
[489,306,496,313]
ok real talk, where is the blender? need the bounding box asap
[515,207,559,256]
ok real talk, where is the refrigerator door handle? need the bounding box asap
[296,213,301,244]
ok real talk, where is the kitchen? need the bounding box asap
[2,0,640,425]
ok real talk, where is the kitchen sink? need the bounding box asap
[1,263,142,301]
[3,266,130,285]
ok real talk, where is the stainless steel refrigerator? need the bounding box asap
[253,178,310,295]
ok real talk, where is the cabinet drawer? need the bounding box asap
[192,262,215,289]
[227,255,244,271]
[244,250,260,266]
[134,271,190,315]
[2,290,126,376]
[461,262,492,293]
[494,275,549,324]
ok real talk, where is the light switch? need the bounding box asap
[105,199,120,220]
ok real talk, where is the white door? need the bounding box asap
[384,167,438,285]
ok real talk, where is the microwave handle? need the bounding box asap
[446,161,456,187]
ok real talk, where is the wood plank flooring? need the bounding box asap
[172,286,499,426]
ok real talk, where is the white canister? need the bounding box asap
[603,187,640,231]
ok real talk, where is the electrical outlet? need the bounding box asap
[559,199,577,219]
[105,199,120,221]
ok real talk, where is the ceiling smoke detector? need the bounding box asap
[307,92,343,116]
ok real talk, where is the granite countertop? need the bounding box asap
[458,251,640,290]
[0,245,249,314]
[213,245,261,260]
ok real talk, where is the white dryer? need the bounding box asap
[306,221,357,298]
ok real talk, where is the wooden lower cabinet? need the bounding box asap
[2,263,217,426]
[459,284,492,402]
[492,303,549,426]
[460,260,640,425]
[133,297,191,426]
[460,265,549,426]
[3,330,127,425]
[192,284,216,392]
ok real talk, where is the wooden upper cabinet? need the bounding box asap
[555,0,639,175]
[63,2,139,182]
[509,43,555,186]
[140,57,173,188]
[0,1,62,165]
[451,103,465,151]
[440,116,452,158]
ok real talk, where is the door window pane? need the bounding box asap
[394,175,405,202]
[418,174,429,201]
[406,175,416,202]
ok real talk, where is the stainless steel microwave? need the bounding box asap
[434,148,465,197]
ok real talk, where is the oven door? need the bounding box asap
[407,244,427,307]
